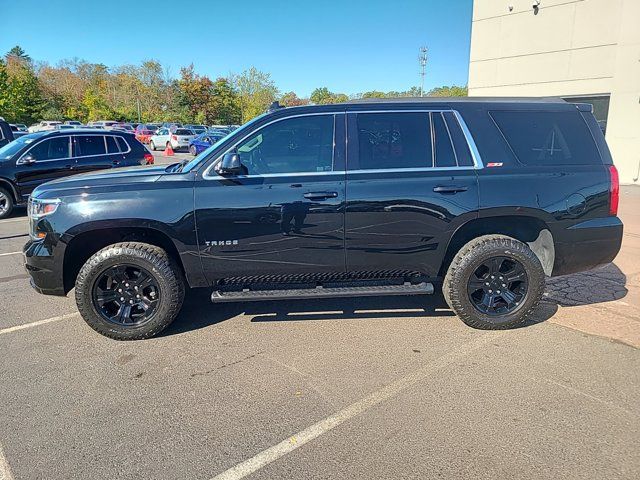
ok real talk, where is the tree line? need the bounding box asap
[0,45,467,126]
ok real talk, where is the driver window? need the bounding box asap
[26,137,70,161]
[236,115,334,175]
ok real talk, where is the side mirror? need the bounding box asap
[219,152,243,175]
[18,154,36,165]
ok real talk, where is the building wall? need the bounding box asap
[468,0,640,183]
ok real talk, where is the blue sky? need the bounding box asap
[0,0,473,97]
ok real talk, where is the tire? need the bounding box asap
[75,242,185,340]
[190,145,197,156]
[149,140,156,151]
[0,187,14,220]
[443,235,545,330]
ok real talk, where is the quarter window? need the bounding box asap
[75,135,106,157]
[115,136,129,152]
[235,115,334,175]
[26,137,70,161]
[490,110,601,165]
[432,113,457,168]
[354,113,431,170]
[105,136,120,154]
[443,112,474,167]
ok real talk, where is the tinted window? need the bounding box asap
[115,136,129,152]
[490,110,601,165]
[432,113,456,167]
[236,115,334,174]
[105,136,120,153]
[174,129,193,135]
[443,112,474,167]
[27,137,70,161]
[355,113,431,170]
[75,135,106,157]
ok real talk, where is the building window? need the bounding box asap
[562,95,610,135]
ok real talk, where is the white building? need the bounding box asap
[468,0,640,183]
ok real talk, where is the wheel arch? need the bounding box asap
[440,213,555,278]
[63,225,186,294]
[0,177,19,203]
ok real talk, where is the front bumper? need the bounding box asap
[23,239,66,296]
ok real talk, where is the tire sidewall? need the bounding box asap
[76,244,183,340]
[0,188,14,220]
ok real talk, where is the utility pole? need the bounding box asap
[419,46,428,97]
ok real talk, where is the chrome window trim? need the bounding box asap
[441,112,460,167]
[452,111,484,168]
[74,134,131,160]
[17,135,73,164]
[202,112,339,180]
[202,109,484,180]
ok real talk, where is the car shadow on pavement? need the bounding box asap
[545,263,627,307]
[162,287,560,336]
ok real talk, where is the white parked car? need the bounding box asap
[87,120,118,129]
[149,127,196,151]
[28,121,62,133]
[64,120,83,127]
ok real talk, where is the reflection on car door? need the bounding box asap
[72,135,112,174]
[14,136,73,196]
[194,113,347,283]
[345,110,479,279]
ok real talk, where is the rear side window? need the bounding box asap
[115,136,129,152]
[75,135,106,157]
[174,129,192,135]
[355,112,431,170]
[490,110,601,165]
[443,112,474,167]
[432,113,456,168]
[105,136,119,153]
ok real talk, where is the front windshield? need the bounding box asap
[179,114,268,173]
[0,132,46,160]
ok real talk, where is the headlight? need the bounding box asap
[29,198,61,219]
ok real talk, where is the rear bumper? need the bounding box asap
[23,239,66,296]
[552,216,623,276]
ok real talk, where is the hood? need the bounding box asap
[32,165,167,199]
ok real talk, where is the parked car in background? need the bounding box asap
[13,124,28,132]
[0,129,153,219]
[28,121,63,133]
[10,125,29,139]
[188,131,225,155]
[184,124,207,134]
[56,124,81,130]
[112,123,135,134]
[0,120,16,148]
[88,121,118,129]
[64,121,83,127]
[134,124,159,144]
[149,127,196,151]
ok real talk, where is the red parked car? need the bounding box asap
[135,124,159,144]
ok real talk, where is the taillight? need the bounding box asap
[171,135,177,141]
[609,165,619,216]
[143,152,154,165]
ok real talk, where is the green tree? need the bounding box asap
[3,56,44,123]
[427,85,468,97]
[6,46,30,62]
[231,67,279,122]
[280,91,309,107]
[310,87,348,105]
[0,59,9,117]
[209,78,241,124]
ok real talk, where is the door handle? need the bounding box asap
[303,191,338,200]
[433,185,468,194]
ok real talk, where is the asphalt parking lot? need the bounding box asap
[0,164,639,479]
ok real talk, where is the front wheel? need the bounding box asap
[189,145,197,156]
[0,187,14,220]
[443,235,545,330]
[75,242,185,340]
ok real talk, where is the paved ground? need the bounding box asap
[0,177,638,480]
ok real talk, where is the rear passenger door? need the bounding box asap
[345,110,480,279]
[72,135,113,174]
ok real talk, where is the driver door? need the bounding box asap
[14,136,73,197]
[194,113,347,283]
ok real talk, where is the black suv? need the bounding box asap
[24,98,623,340]
[0,129,153,218]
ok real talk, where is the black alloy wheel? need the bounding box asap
[467,256,528,316]
[92,264,160,326]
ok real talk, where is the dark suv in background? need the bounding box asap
[23,98,622,340]
[0,129,153,218]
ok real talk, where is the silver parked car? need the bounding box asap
[149,127,196,151]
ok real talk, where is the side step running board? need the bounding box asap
[211,282,434,303]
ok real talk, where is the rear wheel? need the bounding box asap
[75,242,185,340]
[149,140,156,151]
[190,145,197,156]
[443,235,545,330]
[0,188,14,220]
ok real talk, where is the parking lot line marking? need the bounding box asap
[210,332,498,480]
[0,313,79,336]
[0,442,14,480]
[0,252,21,258]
